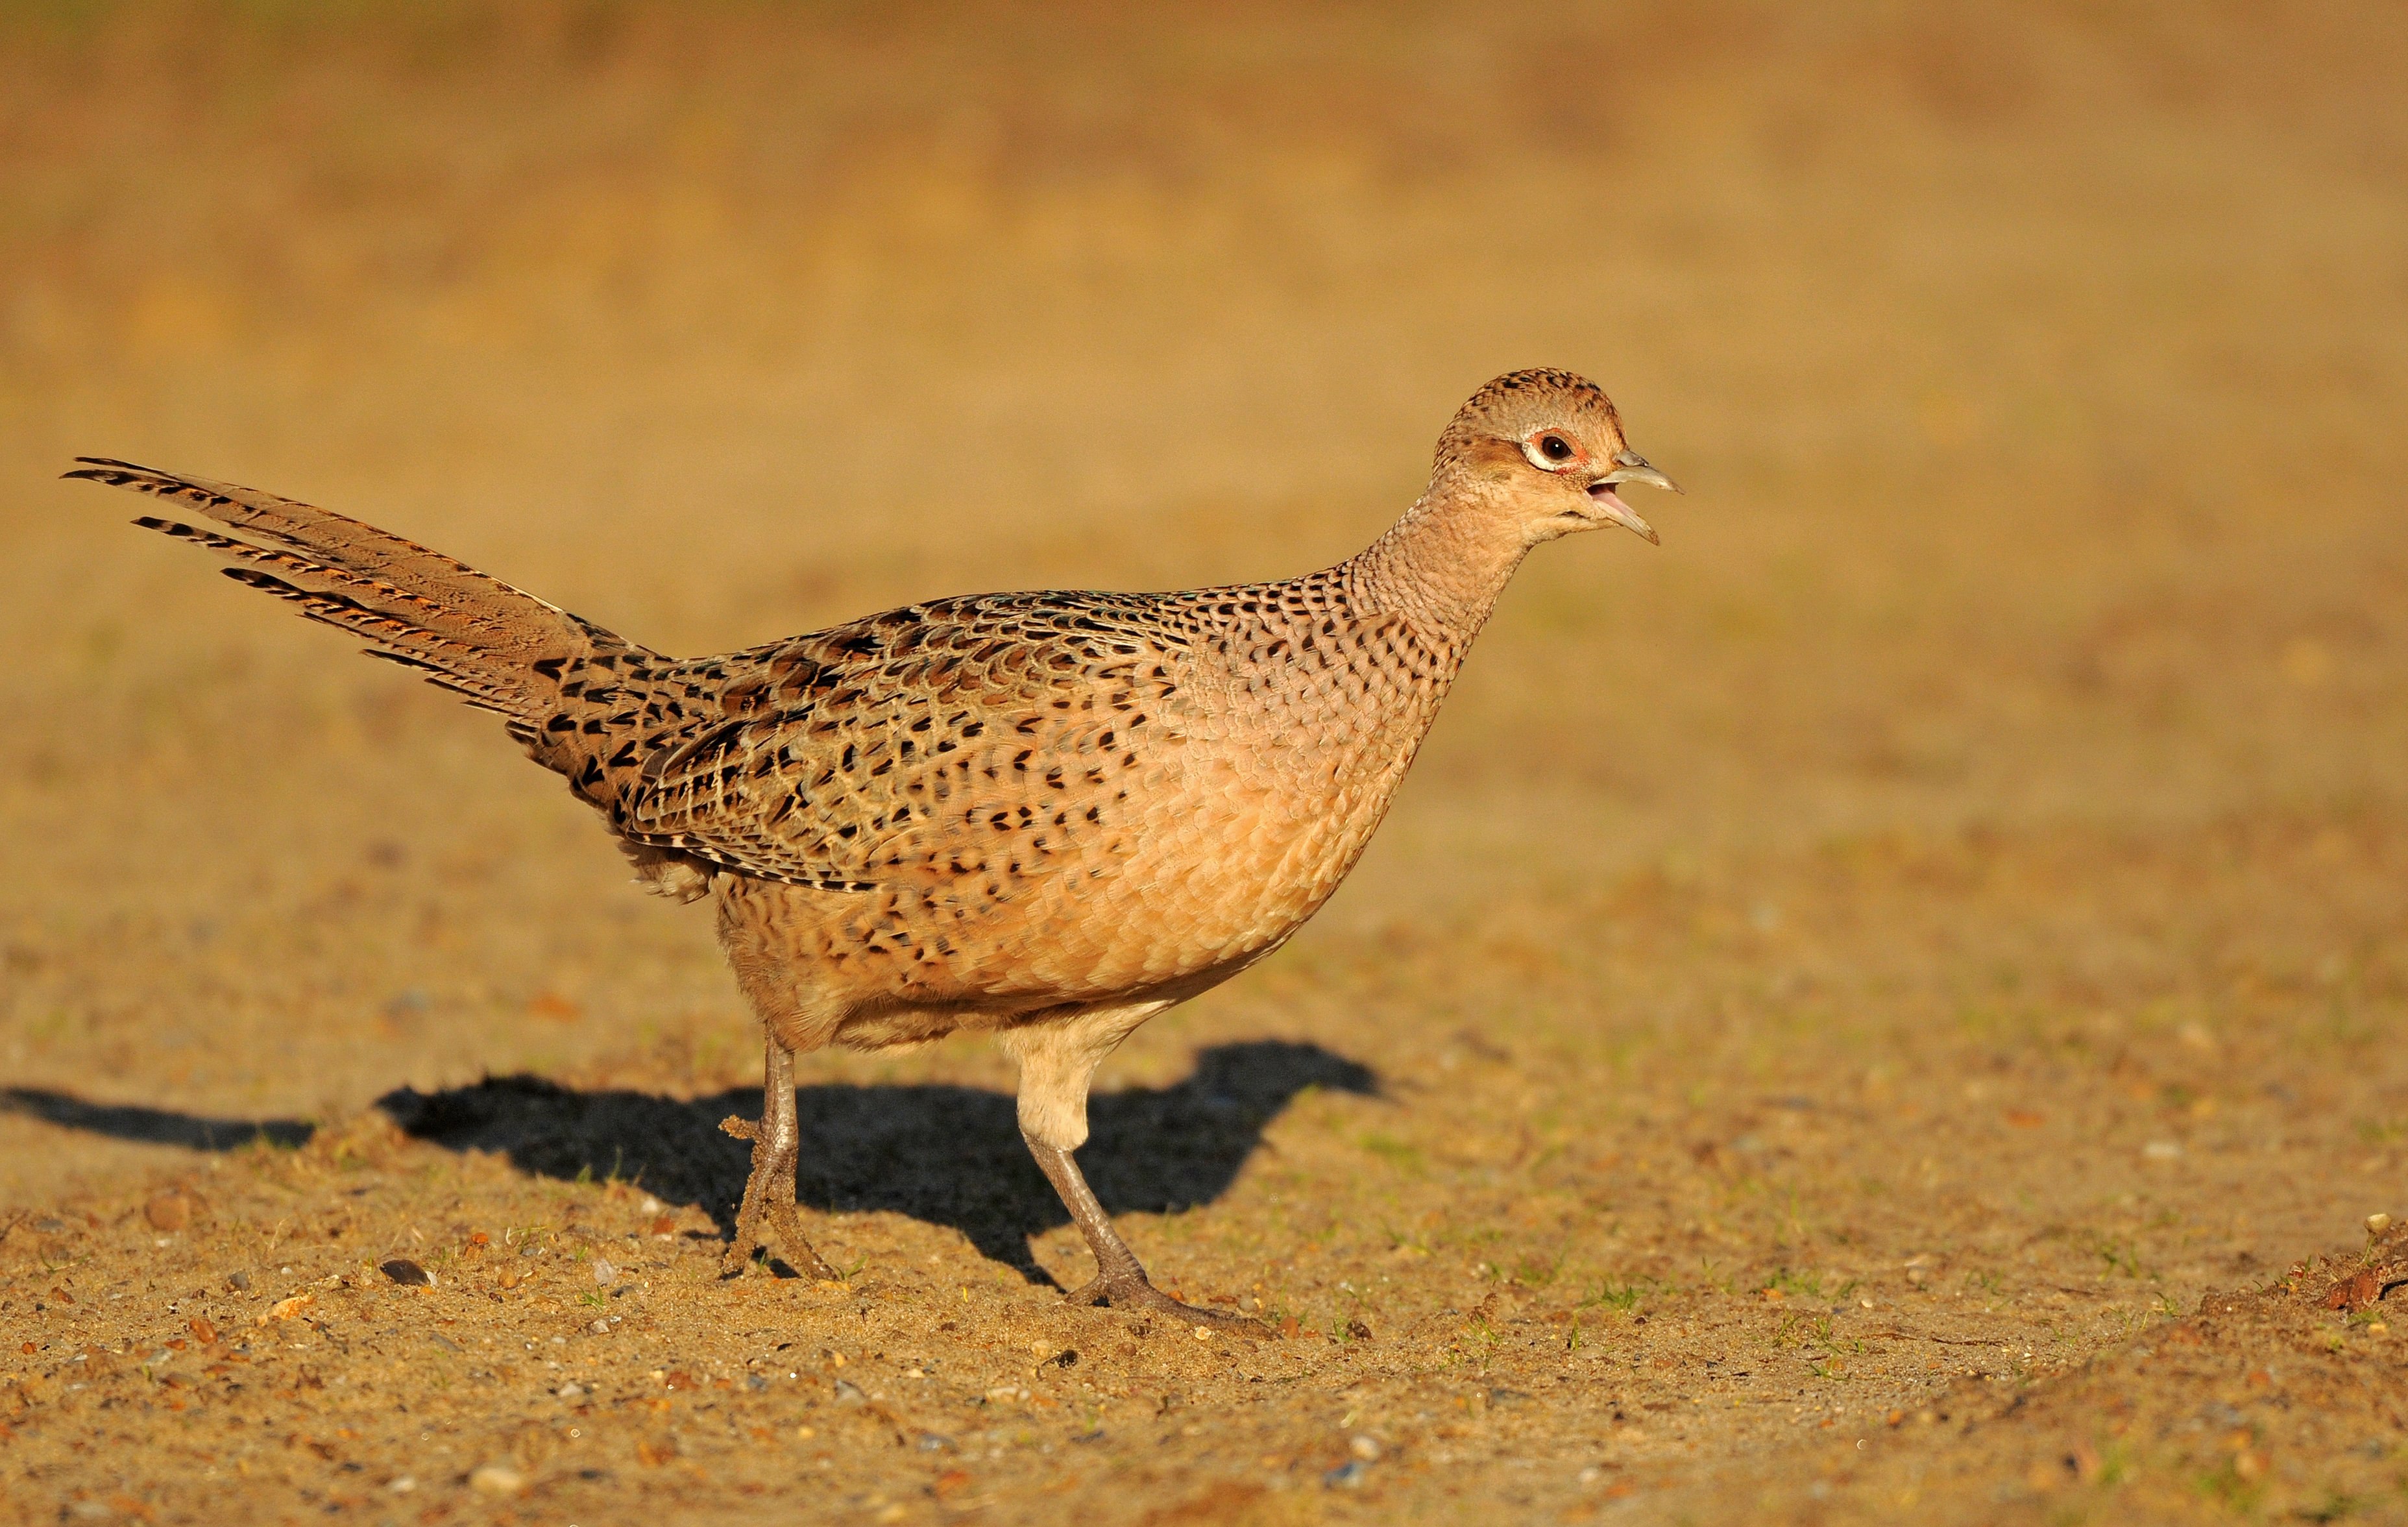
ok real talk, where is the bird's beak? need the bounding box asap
[1602,448,1681,495]
[1586,449,1682,543]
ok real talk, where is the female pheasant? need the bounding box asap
[70,369,1677,1331]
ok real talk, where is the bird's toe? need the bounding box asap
[1065,1274,1273,1338]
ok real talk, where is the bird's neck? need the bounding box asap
[1340,485,1529,644]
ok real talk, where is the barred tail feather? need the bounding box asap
[64,458,595,645]
[66,458,645,729]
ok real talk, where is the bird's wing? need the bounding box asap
[613,592,1200,894]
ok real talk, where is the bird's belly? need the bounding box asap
[720,758,1398,1036]
[1000,748,1402,992]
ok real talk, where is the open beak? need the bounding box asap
[1587,449,1682,543]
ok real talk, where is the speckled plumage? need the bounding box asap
[71,367,1677,1324]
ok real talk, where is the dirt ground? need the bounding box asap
[3,3,2405,1522]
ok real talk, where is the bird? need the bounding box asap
[67,368,1678,1332]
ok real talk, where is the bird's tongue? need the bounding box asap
[1588,487,1659,544]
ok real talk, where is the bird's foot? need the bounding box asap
[1064,1271,1274,1338]
[718,1114,840,1282]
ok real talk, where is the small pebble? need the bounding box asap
[917,1432,953,1451]
[380,1258,434,1288]
[2370,1213,2393,1236]
[467,1464,525,1495]
[592,1258,617,1286]
[144,1193,193,1232]
[1350,1434,1382,1461]
[557,1382,585,1400]
[258,1293,316,1325]
[225,1271,251,1291]
[834,1379,868,1406]
[590,1319,609,1335]
[385,1476,417,1494]
[640,1196,663,1214]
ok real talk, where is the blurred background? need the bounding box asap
[2,0,2403,1184]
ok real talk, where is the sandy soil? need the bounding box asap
[3,3,2405,1522]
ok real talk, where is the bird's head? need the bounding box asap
[1431,368,1681,546]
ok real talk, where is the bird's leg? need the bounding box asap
[1021,1131,1266,1336]
[1004,1003,1266,1334]
[720,1036,840,1280]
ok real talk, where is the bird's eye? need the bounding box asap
[1519,432,1584,472]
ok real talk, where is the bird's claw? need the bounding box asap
[719,1113,840,1282]
[1065,1273,1274,1338]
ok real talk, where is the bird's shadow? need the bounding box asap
[0,1089,315,1151]
[5,1042,1377,1283]
[376,1039,1377,1282]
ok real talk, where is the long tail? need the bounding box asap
[65,458,646,750]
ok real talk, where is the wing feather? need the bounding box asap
[611,592,1202,895]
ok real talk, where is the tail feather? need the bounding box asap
[66,458,602,653]
[138,514,470,638]
[74,455,724,896]
[217,563,529,716]
[67,458,645,727]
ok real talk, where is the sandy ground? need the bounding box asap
[2,3,2405,1522]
